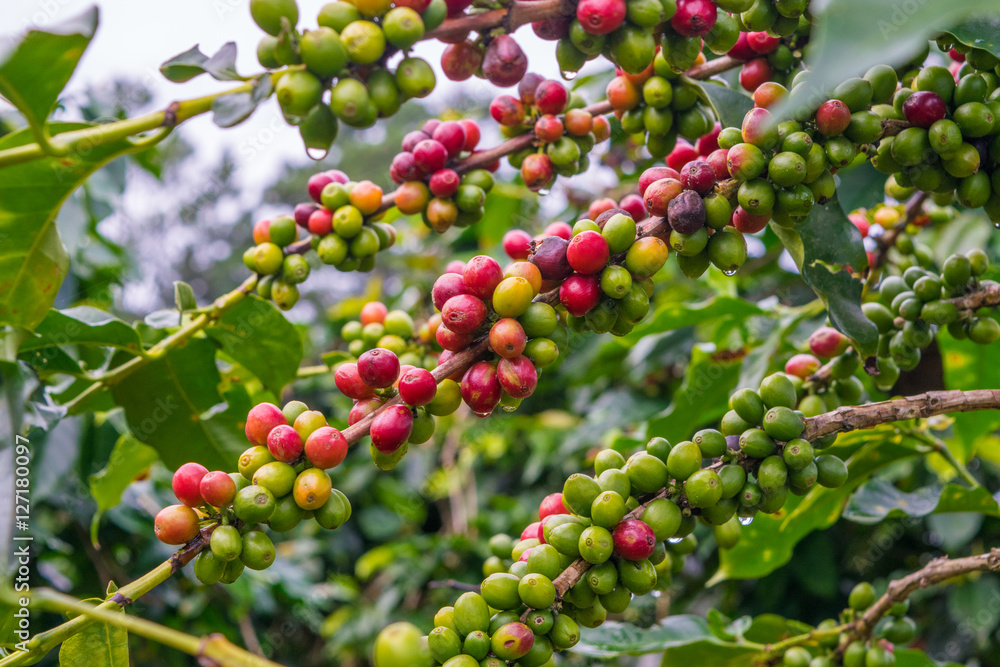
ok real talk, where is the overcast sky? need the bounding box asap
[3,0,607,189]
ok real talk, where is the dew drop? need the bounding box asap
[561,70,578,81]
[739,516,754,526]
[667,537,683,544]
[538,188,551,196]
[994,221,1000,229]
[473,410,493,418]
[651,590,662,598]
[305,147,329,161]
[501,404,519,413]
[723,267,739,276]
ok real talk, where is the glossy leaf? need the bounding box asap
[0,124,139,330]
[174,281,197,312]
[110,337,245,471]
[771,201,879,358]
[0,7,98,130]
[20,307,142,352]
[627,297,766,341]
[58,608,129,667]
[89,434,158,544]
[159,42,245,83]
[835,161,886,214]
[939,334,1000,461]
[844,480,1000,524]
[711,428,921,582]
[941,16,1000,57]
[570,616,760,663]
[211,74,273,128]
[696,81,754,130]
[205,295,303,394]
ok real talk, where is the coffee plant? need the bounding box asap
[4,0,1000,666]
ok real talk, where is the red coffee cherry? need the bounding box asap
[575,0,626,35]
[482,34,528,88]
[441,40,484,81]
[360,302,388,325]
[809,326,850,358]
[643,178,684,217]
[612,519,656,560]
[398,368,438,406]
[518,73,547,104]
[370,405,414,453]
[490,318,528,359]
[566,230,611,275]
[544,221,573,239]
[199,470,236,507]
[463,255,505,300]
[638,166,681,197]
[349,397,384,426]
[680,160,717,195]
[670,0,717,37]
[335,362,376,400]
[497,355,538,398]
[503,229,533,260]
[401,130,430,152]
[534,79,568,115]
[436,324,476,351]
[390,152,423,183]
[559,274,601,316]
[666,141,700,171]
[747,31,779,54]
[706,148,730,180]
[172,462,209,507]
[521,521,543,541]
[619,194,647,222]
[815,99,852,137]
[530,235,573,281]
[739,58,773,93]
[293,203,317,228]
[902,90,946,128]
[461,361,503,416]
[267,424,304,462]
[307,172,335,204]
[432,273,467,311]
[245,402,287,446]
[429,169,461,198]
[534,114,565,143]
[358,348,401,388]
[432,121,468,158]
[784,353,821,378]
[412,139,449,173]
[696,124,722,155]
[731,206,771,234]
[521,153,555,192]
[442,293,488,334]
[304,426,349,468]
[728,32,756,61]
[307,208,334,235]
[154,505,200,545]
[849,212,871,237]
[490,95,526,126]
[539,492,569,519]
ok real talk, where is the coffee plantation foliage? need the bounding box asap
[3,1,1000,666]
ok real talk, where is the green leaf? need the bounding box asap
[58,609,129,667]
[627,296,766,341]
[205,295,303,394]
[695,81,754,129]
[20,307,142,352]
[0,7,98,131]
[784,0,998,116]
[110,338,245,471]
[894,648,964,667]
[0,124,139,329]
[770,201,878,359]
[646,344,742,444]
[939,334,1000,460]
[159,42,246,83]
[173,281,197,312]
[711,428,921,583]
[211,74,273,128]
[843,480,1000,524]
[570,617,760,664]
[835,161,887,214]
[88,433,158,544]
[941,16,1000,58]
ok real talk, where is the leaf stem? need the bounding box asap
[904,427,980,488]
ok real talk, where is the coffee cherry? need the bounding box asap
[535,80,569,115]
[461,361,503,415]
[440,294,487,335]
[358,348,401,388]
[902,90,947,128]
[335,362,376,400]
[250,0,299,36]
[172,462,208,507]
[463,255,504,300]
[491,622,534,661]
[566,230,610,274]
[371,405,414,453]
[210,524,242,562]
[293,467,332,510]
[539,492,569,519]
[612,519,656,561]
[234,484,276,524]
[304,426,348,468]
[199,471,236,508]
[482,35,528,87]
[493,277,535,317]
[266,424,304,462]
[293,410,327,443]
[815,99,851,137]
[576,0,626,35]
[497,355,538,399]
[670,0,717,37]
[154,505,200,545]
[784,353,820,378]
[245,402,287,446]
[240,530,275,570]
[560,274,601,316]
[253,461,297,497]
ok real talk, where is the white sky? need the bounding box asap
[2,0,608,190]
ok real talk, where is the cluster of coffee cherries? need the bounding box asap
[772,582,916,667]
[390,118,497,233]
[243,214,309,310]
[637,161,749,278]
[333,345,455,469]
[431,255,558,415]
[250,0,436,147]
[372,370,854,666]
[152,400,351,584]
[339,300,438,370]
[298,169,396,272]
[783,326,866,417]
[605,60,717,159]
[871,64,1000,220]
[438,34,531,88]
[728,25,808,92]
[521,210,664,335]
[490,75,610,191]
[863,249,998,389]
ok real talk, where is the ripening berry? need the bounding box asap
[398,368,438,406]
[463,255,505,300]
[442,293,488,334]
[809,327,850,358]
[154,504,200,545]
[172,462,208,507]
[612,519,656,560]
[566,230,610,275]
[503,229,533,260]
[335,362,376,400]
[267,424,304,462]
[245,402,287,446]
[358,348,401,388]
[370,405,414,453]
[199,471,237,507]
[497,355,538,398]
[559,275,601,316]
[304,426,349,468]
[461,361,503,415]
[784,353,821,378]
[539,493,569,519]
[815,100,852,137]
[349,397,384,426]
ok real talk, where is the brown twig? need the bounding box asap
[838,548,1000,651]
[428,579,480,592]
[869,191,928,271]
[948,281,1000,311]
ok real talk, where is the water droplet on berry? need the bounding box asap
[667,537,683,544]
[305,147,329,161]
[561,70,578,81]
[473,410,493,418]
[739,516,754,526]
[723,267,739,276]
